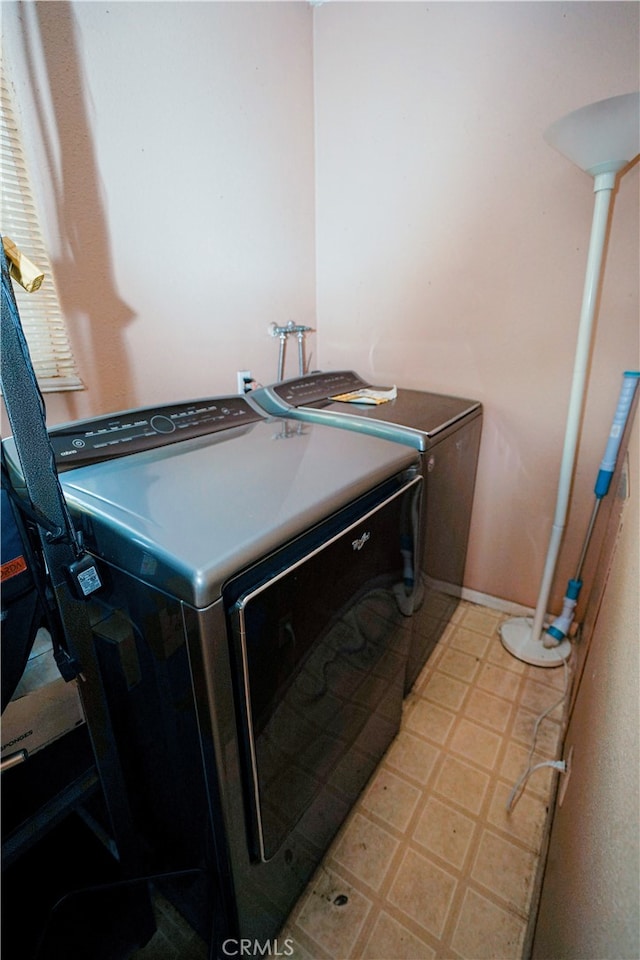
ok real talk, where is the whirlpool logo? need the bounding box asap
[352,531,370,551]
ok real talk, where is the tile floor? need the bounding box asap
[279,600,569,960]
[135,600,570,960]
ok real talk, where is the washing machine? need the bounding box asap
[2,394,422,954]
[251,371,482,691]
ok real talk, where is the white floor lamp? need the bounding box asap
[500,91,640,667]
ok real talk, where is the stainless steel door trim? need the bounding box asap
[234,474,422,863]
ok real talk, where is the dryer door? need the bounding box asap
[224,472,421,862]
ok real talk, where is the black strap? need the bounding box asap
[1,242,91,678]
[1,239,139,873]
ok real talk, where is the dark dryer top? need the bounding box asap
[251,371,482,451]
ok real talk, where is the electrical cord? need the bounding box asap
[506,652,571,813]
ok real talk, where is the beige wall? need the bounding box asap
[532,412,639,959]
[2,0,316,418]
[313,1,639,610]
[2,1,638,613]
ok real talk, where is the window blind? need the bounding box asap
[1,64,83,392]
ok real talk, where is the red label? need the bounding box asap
[1,555,28,581]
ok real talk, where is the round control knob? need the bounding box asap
[150,415,176,434]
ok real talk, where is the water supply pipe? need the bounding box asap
[269,321,313,381]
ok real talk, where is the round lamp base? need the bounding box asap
[499,617,571,667]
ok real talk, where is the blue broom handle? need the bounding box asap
[594,371,640,498]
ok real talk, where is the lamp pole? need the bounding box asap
[500,92,639,667]
[528,172,615,656]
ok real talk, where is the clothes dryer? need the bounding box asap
[251,371,482,690]
[2,394,422,954]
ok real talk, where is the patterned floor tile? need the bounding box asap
[277,602,570,960]
[385,730,441,786]
[361,911,436,959]
[487,780,549,852]
[388,847,458,939]
[486,638,528,675]
[519,676,567,719]
[449,718,503,771]
[295,867,373,958]
[412,796,477,870]
[361,767,422,832]
[500,740,556,799]
[464,687,513,733]
[449,625,491,659]
[471,829,539,914]
[476,661,523,701]
[434,754,491,815]
[460,605,503,636]
[331,811,400,892]
[437,647,481,683]
[451,887,527,960]
[421,668,470,711]
[405,697,457,744]
[511,705,563,757]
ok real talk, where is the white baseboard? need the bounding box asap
[425,575,537,618]
[459,587,536,618]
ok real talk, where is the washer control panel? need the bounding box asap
[49,396,262,471]
[272,371,370,406]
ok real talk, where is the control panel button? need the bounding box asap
[150,415,176,434]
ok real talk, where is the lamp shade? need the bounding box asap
[544,91,640,176]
